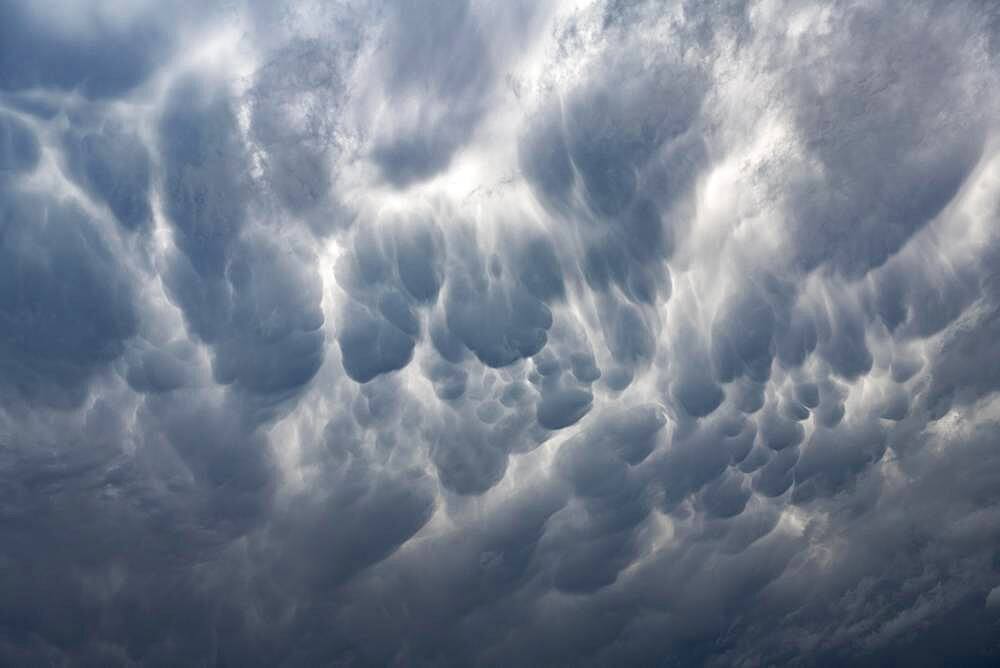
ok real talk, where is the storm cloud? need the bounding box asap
[2,0,1000,665]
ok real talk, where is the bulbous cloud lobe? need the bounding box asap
[2,0,1000,665]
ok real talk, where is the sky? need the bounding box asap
[1,0,1000,665]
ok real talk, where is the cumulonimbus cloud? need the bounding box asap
[1,0,1000,665]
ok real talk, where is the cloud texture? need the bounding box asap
[2,0,1000,665]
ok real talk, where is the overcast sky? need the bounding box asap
[2,0,1000,665]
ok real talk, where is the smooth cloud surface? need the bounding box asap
[2,1,1000,665]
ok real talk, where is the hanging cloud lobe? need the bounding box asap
[2,0,1000,665]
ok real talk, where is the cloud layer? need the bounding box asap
[2,0,1000,665]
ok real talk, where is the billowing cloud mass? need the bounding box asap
[3,0,1000,665]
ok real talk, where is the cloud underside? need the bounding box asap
[2,0,1000,665]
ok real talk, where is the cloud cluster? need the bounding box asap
[2,0,1000,665]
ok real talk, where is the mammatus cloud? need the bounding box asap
[2,0,1000,665]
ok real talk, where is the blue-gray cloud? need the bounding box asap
[2,0,1000,666]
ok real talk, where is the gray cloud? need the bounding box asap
[61,116,152,230]
[368,0,491,186]
[0,188,137,409]
[0,0,170,100]
[0,110,39,175]
[2,0,1000,665]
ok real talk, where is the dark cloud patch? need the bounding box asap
[793,418,887,503]
[332,214,452,384]
[425,358,468,400]
[0,110,39,176]
[370,0,493,187]
[751,445,797,498]
[378,290,419,337]
[0,190,137,408]
[394,219,444,303]
[62,119,152,229]
[879,384,909,422]
[125,341,199,394]
[514,234,566,303]
[550,406,662,593]
[782,3,986,278]
[139,391,278,530]
[160,76,247,280]
[519,104,574,209]
[866,240,981,342]
[430,408,527,495]
[603,300,656,372]
[653,418,734,510]
[160,77,325,404]
[0,93,61,120]
[816,296,874,381]
[0,1,171,99]
[671,321,724,418]
[673,375,724,418]
[926,302,1000,417]
[697,468,751,518]
[443,233,554,368]
[262,409,436,590]
[580,404,666,466]
[795,382,820,409]
[537,386,593,430]
[337,301,414,384]
[247,37,355,222]
[583,232,670,305]
[570,351,601,384]
[758,406,804,452]
[212,236,325,397]
[561,59,703,220]
[775,301,819,369]
[712,291,775,383]
[0,383,285,664]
